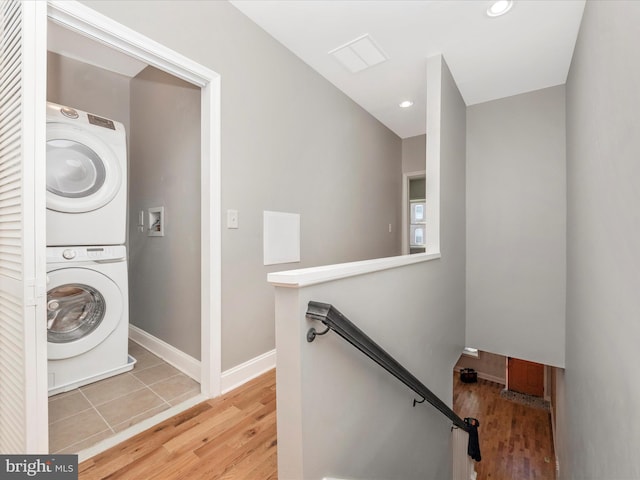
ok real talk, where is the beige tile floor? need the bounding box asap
[48,340,200,454]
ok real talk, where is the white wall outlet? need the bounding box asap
[227,209,239,229]
[388,223,392,233]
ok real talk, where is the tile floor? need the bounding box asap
[48,340,200,454]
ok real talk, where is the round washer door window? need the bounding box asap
[46,123,122,213]
[47,267,123,360]
[47,283,106,343]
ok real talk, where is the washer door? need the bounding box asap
[46,123,122,213]
[47,267,123,360]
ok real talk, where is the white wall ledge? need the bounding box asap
[267,252,441,288]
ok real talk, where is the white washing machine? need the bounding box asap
[47,245,133,396]
[46,102,127,246]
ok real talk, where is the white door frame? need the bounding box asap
[46,1,222,397]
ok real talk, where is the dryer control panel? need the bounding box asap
[47,245,126,264]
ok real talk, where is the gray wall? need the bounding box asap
[564,1,640,478]
[455,351,506,384]
[46,51,130,139]
[466,86,566,367]
[402,134,426,174]
[82,0,402,371]
[438,57,466,271]
[275,54,466,480]
[129,67,201,359]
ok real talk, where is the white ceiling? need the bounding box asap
[230,0,586,138]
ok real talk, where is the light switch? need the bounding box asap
[227,209,239,229]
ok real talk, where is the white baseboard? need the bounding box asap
[129,325,201,382]
[477,371,506,385]
[221,349,276,394]
[129,324,275,395]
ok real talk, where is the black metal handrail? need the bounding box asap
[306,301,470,433]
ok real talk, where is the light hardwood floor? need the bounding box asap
[79,369,277,480]
[453,374,556,480]
[80,368,554,480]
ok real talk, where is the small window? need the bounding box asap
[408,176,426,254]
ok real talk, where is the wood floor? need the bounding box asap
[79,368,554,480]
[453,374,556,480]
[79,369,277,480]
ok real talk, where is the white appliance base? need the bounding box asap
[48,355,136,397]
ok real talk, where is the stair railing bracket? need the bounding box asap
[413,396,426,408]
[307,325,331,342]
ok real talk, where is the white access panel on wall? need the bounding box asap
[263,211,300,266]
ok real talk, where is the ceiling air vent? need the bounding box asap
[328,34,388,73]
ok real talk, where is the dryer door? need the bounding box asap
[46,123,122,213]
[47,267,123,360]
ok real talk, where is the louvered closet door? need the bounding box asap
[0,0,47,453]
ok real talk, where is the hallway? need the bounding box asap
[78,368,554,479]
[453,373,555,480]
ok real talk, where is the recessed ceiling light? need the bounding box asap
[399,100,414,108]
[487,0,513,17]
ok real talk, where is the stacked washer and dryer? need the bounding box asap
[46,102,133,396]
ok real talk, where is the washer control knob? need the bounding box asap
[62,249,76,260]
[60,106,79,119]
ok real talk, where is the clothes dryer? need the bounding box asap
[46,102,127,246]
[47,245,132,395]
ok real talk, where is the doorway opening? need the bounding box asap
[402,170,426,255]
[45,1,221,458]
[507,357,545,397]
